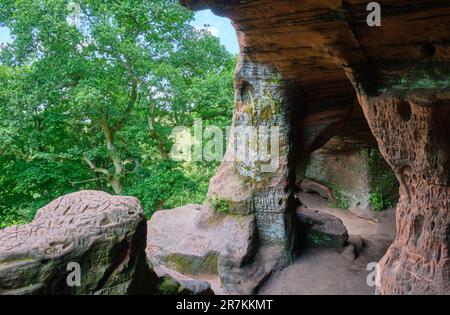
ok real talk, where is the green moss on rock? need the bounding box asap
[307,230,343,247]
[157,277,180,295]
[362,149,399,211]
[165,253,218,276]
[310,180,350,211]
[380,61,450,91]
[329,187,350,211]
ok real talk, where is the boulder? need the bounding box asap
[299,179,334,200]
[219,245,286,294]
[154,265,214,295]
[0,190,158,295]
[146,204,267,294]
[347,235,365,256]
[297,206,348,248]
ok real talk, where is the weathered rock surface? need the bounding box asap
[360,94,450,295]
[348,234,365,257]
[146,204,275,294]
[301,105,399,215]
[299,179,334,201]
[181,0,450,295]
[0,190,157,295]
[147,205,255,276]
[220,244,286,294]
[153,265,214,295]
[304,135,399,215]
[143,32,300,296]
[204,57,294,249]
[294,104,378,214]
[297,206,348,248]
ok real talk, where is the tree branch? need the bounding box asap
[112,56,139,132]
[147,114,169,159]
[69,177,105,185]
[83,156,111,176]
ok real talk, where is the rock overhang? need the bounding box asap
[181,0,450,96]
[179,0,450,295]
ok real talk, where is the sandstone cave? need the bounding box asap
[0,0,449,296]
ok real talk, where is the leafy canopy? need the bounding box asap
[0,0,236,226]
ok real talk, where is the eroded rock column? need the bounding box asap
[146,56,296,295]
[205,55,295,250]
[358,94,450,294]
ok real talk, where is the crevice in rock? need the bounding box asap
[397,101,413,122]
[421,43,436,58]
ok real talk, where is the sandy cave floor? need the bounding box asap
[257,192,397,295]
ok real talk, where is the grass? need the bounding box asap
[211,196,230,214]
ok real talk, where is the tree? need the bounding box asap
[0,0,235,219]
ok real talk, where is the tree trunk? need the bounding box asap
[101,120,124,194]
[147,115,169,159]
[110,175,123,195]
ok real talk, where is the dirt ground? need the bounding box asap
[258,192,397,295]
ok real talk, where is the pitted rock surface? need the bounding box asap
[0,190,157,295]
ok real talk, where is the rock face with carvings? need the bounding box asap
[177,0,450,295]
[0,191,158,295]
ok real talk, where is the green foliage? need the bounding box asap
[307,232,333,247]
[124,160,211,217]
[0,0,236,227]
[0,147,95,228]
[0,207,31,229]
[211,196,230,214]
[369,192,393,212]
[362,149,398,212]
[329,185,350,211]
[381,61,450,91]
